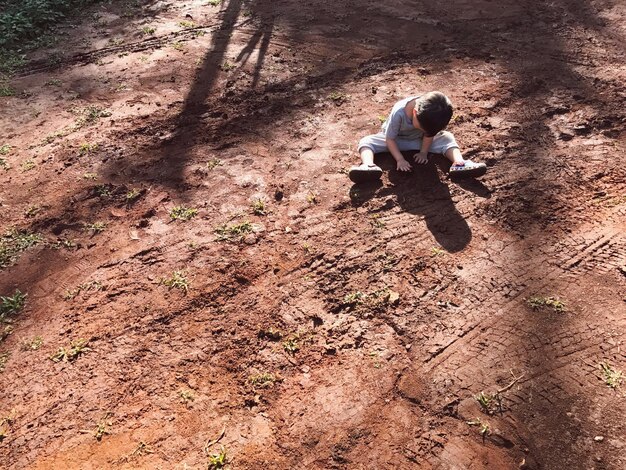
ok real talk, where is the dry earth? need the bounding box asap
[1,0,625,468]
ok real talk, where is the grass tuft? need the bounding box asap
[0,290,26,319]
[50,339,90,362]
[251,198,267,216]
[215,221,254,241]
[84,222,107,234]
[600,362,623,389]
[161,271,189,293]
[170,206,198,221]
[249,372,281,387]
[0,229,42,268]
[208,446,227,469]
[526,296,566,313]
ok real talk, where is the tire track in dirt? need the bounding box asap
[399,198,626,467]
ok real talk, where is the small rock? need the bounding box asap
[243,234,257,245]
[594,436,604,442]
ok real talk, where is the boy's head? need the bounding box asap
[414,92,453,137]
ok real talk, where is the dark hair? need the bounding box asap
[415,92,453,137]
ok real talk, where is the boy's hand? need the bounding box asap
[413,152,428,164]
[397,159,412,172]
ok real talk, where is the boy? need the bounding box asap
[348,91,486,183]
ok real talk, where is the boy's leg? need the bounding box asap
[431,131,487,177]
[430,131,463,165]
[359,147,376,166]
[349,133,388,183]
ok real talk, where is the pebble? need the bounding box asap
[594,436,604,442]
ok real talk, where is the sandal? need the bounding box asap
[449,160,487,178]
[348,164,383,183]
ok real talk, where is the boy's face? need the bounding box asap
[412,108,424,131]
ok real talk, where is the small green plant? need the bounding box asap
[179,389,194,403]
[171,41,185,51]
[306,192,318,204]
[208,446,227,469]
[0,229,42,268]
[79,142,98,155]
[84,222,107,234]
[63,280,103,300]
[475,373,525,415]
[329,91,347,105]
[207,0,222,5]
[0,84,15,97]
[52,238,75,250]
[249,372,281,387]
[302,243,315,254]
[283,337,300,355]
[475,391,498,414]
[206,158,223,170]
[0,352,9,372]
[21,336,43,351]
[50,339,91,362]
[126,188,141,202]
[1,325,13,342]
[161,271,189,293]
[93,413,113,441]
[600,362,623,389]
[95,184,111,197]
[76,106,111,127]
[141,26,156,35]
[467,418,491,442]
[431,247,445,257]
[45,78,62,87]
[0,413,14,441]
[178,20,195,28]
[370,214,385,229]
[128,441,153,458]
[215,221,254,241]
[377,115,387,123]
[21,159,35,171]
[381,253,398,272]
[0,144,11,155]
[526,296,566,313]
[170,206,198,221]
[0,52,26,75]
[220,61,235,71]
[251,198,267,216]
[24,205,40,218]
[344,291,365,305]
[0,158,8,170]
[0,290,26,318]
[83,172,98,180]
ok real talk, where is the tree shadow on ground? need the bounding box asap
[4,0,625,466]
[349,152,490,252]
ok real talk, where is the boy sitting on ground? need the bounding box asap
[348,91,486,183]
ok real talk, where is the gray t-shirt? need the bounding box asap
[382,95,424,141]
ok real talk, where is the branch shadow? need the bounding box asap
[349,152,491,253]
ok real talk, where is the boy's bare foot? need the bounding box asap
[348,163,383,183]
[449,160,487,178]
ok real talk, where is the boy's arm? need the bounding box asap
[386,138,412,171]
[414,136,433,164]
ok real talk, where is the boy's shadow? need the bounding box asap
[349,152,491,253]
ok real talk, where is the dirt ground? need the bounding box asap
[1,0,625,468]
